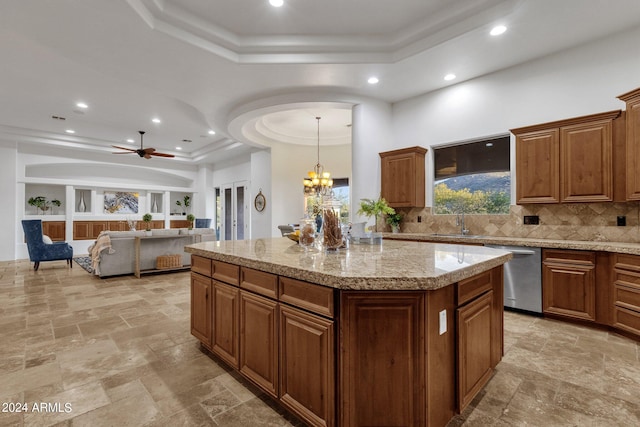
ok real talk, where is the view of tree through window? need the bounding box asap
[433,136,511,215]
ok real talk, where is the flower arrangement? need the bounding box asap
[357,196,395,232]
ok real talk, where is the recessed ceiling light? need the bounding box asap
[208,130,216,135]
[126,139,135,143]
[176,146,182,150]
[367,77,379,85]
[486,142,494,147]
[76,102,88,109]
[490,25,507,36]
[269,0,284,7]
[444,73,456,81]
[151,117,161,124]
[65,129,75,134]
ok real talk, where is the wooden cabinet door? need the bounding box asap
[380,147,426,208]
[457,290,493,411]
[515,129,560,203]
[239,291,278,397]
[560,120,613,202]
[73,221,91,240]
[340,292,424,427]
[190,273,212,347]
[280,305,334,427]
[543,250,596,321]
[42,221,66,241]
[91,222,108,238]
[618,88,640,200]
[212,281,240,368]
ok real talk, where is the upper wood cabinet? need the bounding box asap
[512,110,621,204]
[618,88,640,200]
[380,146,427,208]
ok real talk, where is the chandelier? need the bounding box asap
[303,116,333,197]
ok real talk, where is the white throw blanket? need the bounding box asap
[87,232,115,275]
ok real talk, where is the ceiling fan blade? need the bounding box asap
[149,152,175,158]
[143,147,156,153]
[112,145,137,152]
[112,151,135,154]
[144,153,152,159]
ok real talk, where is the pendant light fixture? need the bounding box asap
[303,116,333,197]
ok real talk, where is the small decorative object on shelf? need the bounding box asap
[299,218,316,250]
[78,192,86,213]
[322,198,343,251]
[151,196,158,213]
[176,195,190,215]
[28,196,61,215]
[126,217,136,231]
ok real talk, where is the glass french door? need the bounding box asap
[220,181,249,240]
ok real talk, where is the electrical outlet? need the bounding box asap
[439,309,447,335]
[523,215,540,225]
[617,216,626,226]
[417,215,422,223]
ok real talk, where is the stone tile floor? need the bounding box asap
[0,259,639,426]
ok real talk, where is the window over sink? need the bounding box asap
[433,135,511,215]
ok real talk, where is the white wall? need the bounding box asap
[351,100,394,222]
[392,24,640,207]
[0,141,17,261]
[250,150,272,238]
[270,141,352,236]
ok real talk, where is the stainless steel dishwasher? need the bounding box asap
[485,245,542,314]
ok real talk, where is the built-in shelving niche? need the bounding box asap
[149,192,163,214]
[25,184,66,216]
[75,189,92,214]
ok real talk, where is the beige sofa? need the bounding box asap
[89,228,216,277]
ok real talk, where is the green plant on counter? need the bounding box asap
[386,212,403,229]
[186,213,196,230]
[357,196,395,232]
[142,213,153,231]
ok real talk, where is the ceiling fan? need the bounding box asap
[112,131,175,159]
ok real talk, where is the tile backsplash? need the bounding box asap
[391,202,640,243]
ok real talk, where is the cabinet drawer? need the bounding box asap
[241,267,278,299]
[457,270,492,306]
[279,277,334,318]
[213,260,240,285]
[614,283,640,312]
[542,249,595,266]
[615,253,640,274]
[191,255,212,277]
[613,306,640,336]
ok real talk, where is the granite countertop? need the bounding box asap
[383,233,640,255]
[185,238,512,291]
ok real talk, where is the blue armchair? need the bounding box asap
[22,220,73,271]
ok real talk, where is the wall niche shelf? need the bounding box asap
[75,189,92,214]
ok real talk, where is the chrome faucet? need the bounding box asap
[456,212,470,235]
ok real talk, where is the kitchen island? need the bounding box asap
[185,238,512,427]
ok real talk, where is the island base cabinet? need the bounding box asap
[457,290,494,410]
[190,273,212,348]
[340,292,426,427]
[212,281,240,368]
[279,305,335,427]
[239,291,278,398]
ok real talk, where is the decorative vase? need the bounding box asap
[299,218,316,250]
[78,192,86,213]
[152,196,158,213]
[322,198,343,251]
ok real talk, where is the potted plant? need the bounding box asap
[357,196,395,232]
[175,195,191,215]
[28,196,50,214]
[386,212,403,233]
[187,213,196,233]
[142,213,153,236]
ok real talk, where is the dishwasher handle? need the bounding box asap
[506,249,537,256]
